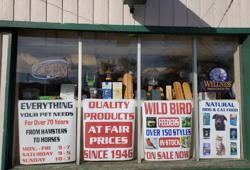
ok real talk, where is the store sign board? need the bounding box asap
[202,80,233,92]
[83,99,135,161]
[142,100,192,161]
[199,100,240,159]
[31,59,69,79]
[18,100,76,164]
[202,67,233,92]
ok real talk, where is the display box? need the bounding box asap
[112,82,122,99]
[102,82,112,99]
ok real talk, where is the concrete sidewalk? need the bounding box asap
[11,160,250,170]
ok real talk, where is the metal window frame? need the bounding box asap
[76,36,83,165]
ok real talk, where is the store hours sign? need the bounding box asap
[83,99,135,161]
[18,100,76,164]
[142,101,192,161]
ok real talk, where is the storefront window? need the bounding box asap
[17,30,78,99]
[15,30,78,165]
[141,35,192,100]
[12,31,242,166]
[197,36,241,159]
[81,33,137,161]
[81,33,137,99]
[197,36,238,100]
[141,35,193,161]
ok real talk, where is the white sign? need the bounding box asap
[142,100,193,161]
[199,100,240,159]
[18,100,76,164]
[83,99,136,161]
[60,84,75,100]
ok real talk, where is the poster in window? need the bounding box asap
[201,67,233,92]
[142,100,193,161]
[18,100,76,164]
[83,99,135,161]
[199,100,240,159]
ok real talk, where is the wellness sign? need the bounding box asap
[142,100,192,161]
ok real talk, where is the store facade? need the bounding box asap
[1,0,250,169]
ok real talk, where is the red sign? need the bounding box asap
[159,137,181,148]
[158,118,180,127]
[85,122,132,148]
[83,99,136,161]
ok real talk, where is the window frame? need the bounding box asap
[2,29,249,169]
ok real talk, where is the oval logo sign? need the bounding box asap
[209,67,228,82]
[31,59,69,79]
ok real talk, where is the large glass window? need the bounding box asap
[12,31,242,166]
[17,30,78,99]
[14,30,78,165]
[81,33,137,99]
[81,33,137,161]
[197,36,239,100]
[197,36,241,159]
[141,35,192,100]
[141,35,194,161]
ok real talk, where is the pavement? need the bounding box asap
[11,159,250,170]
